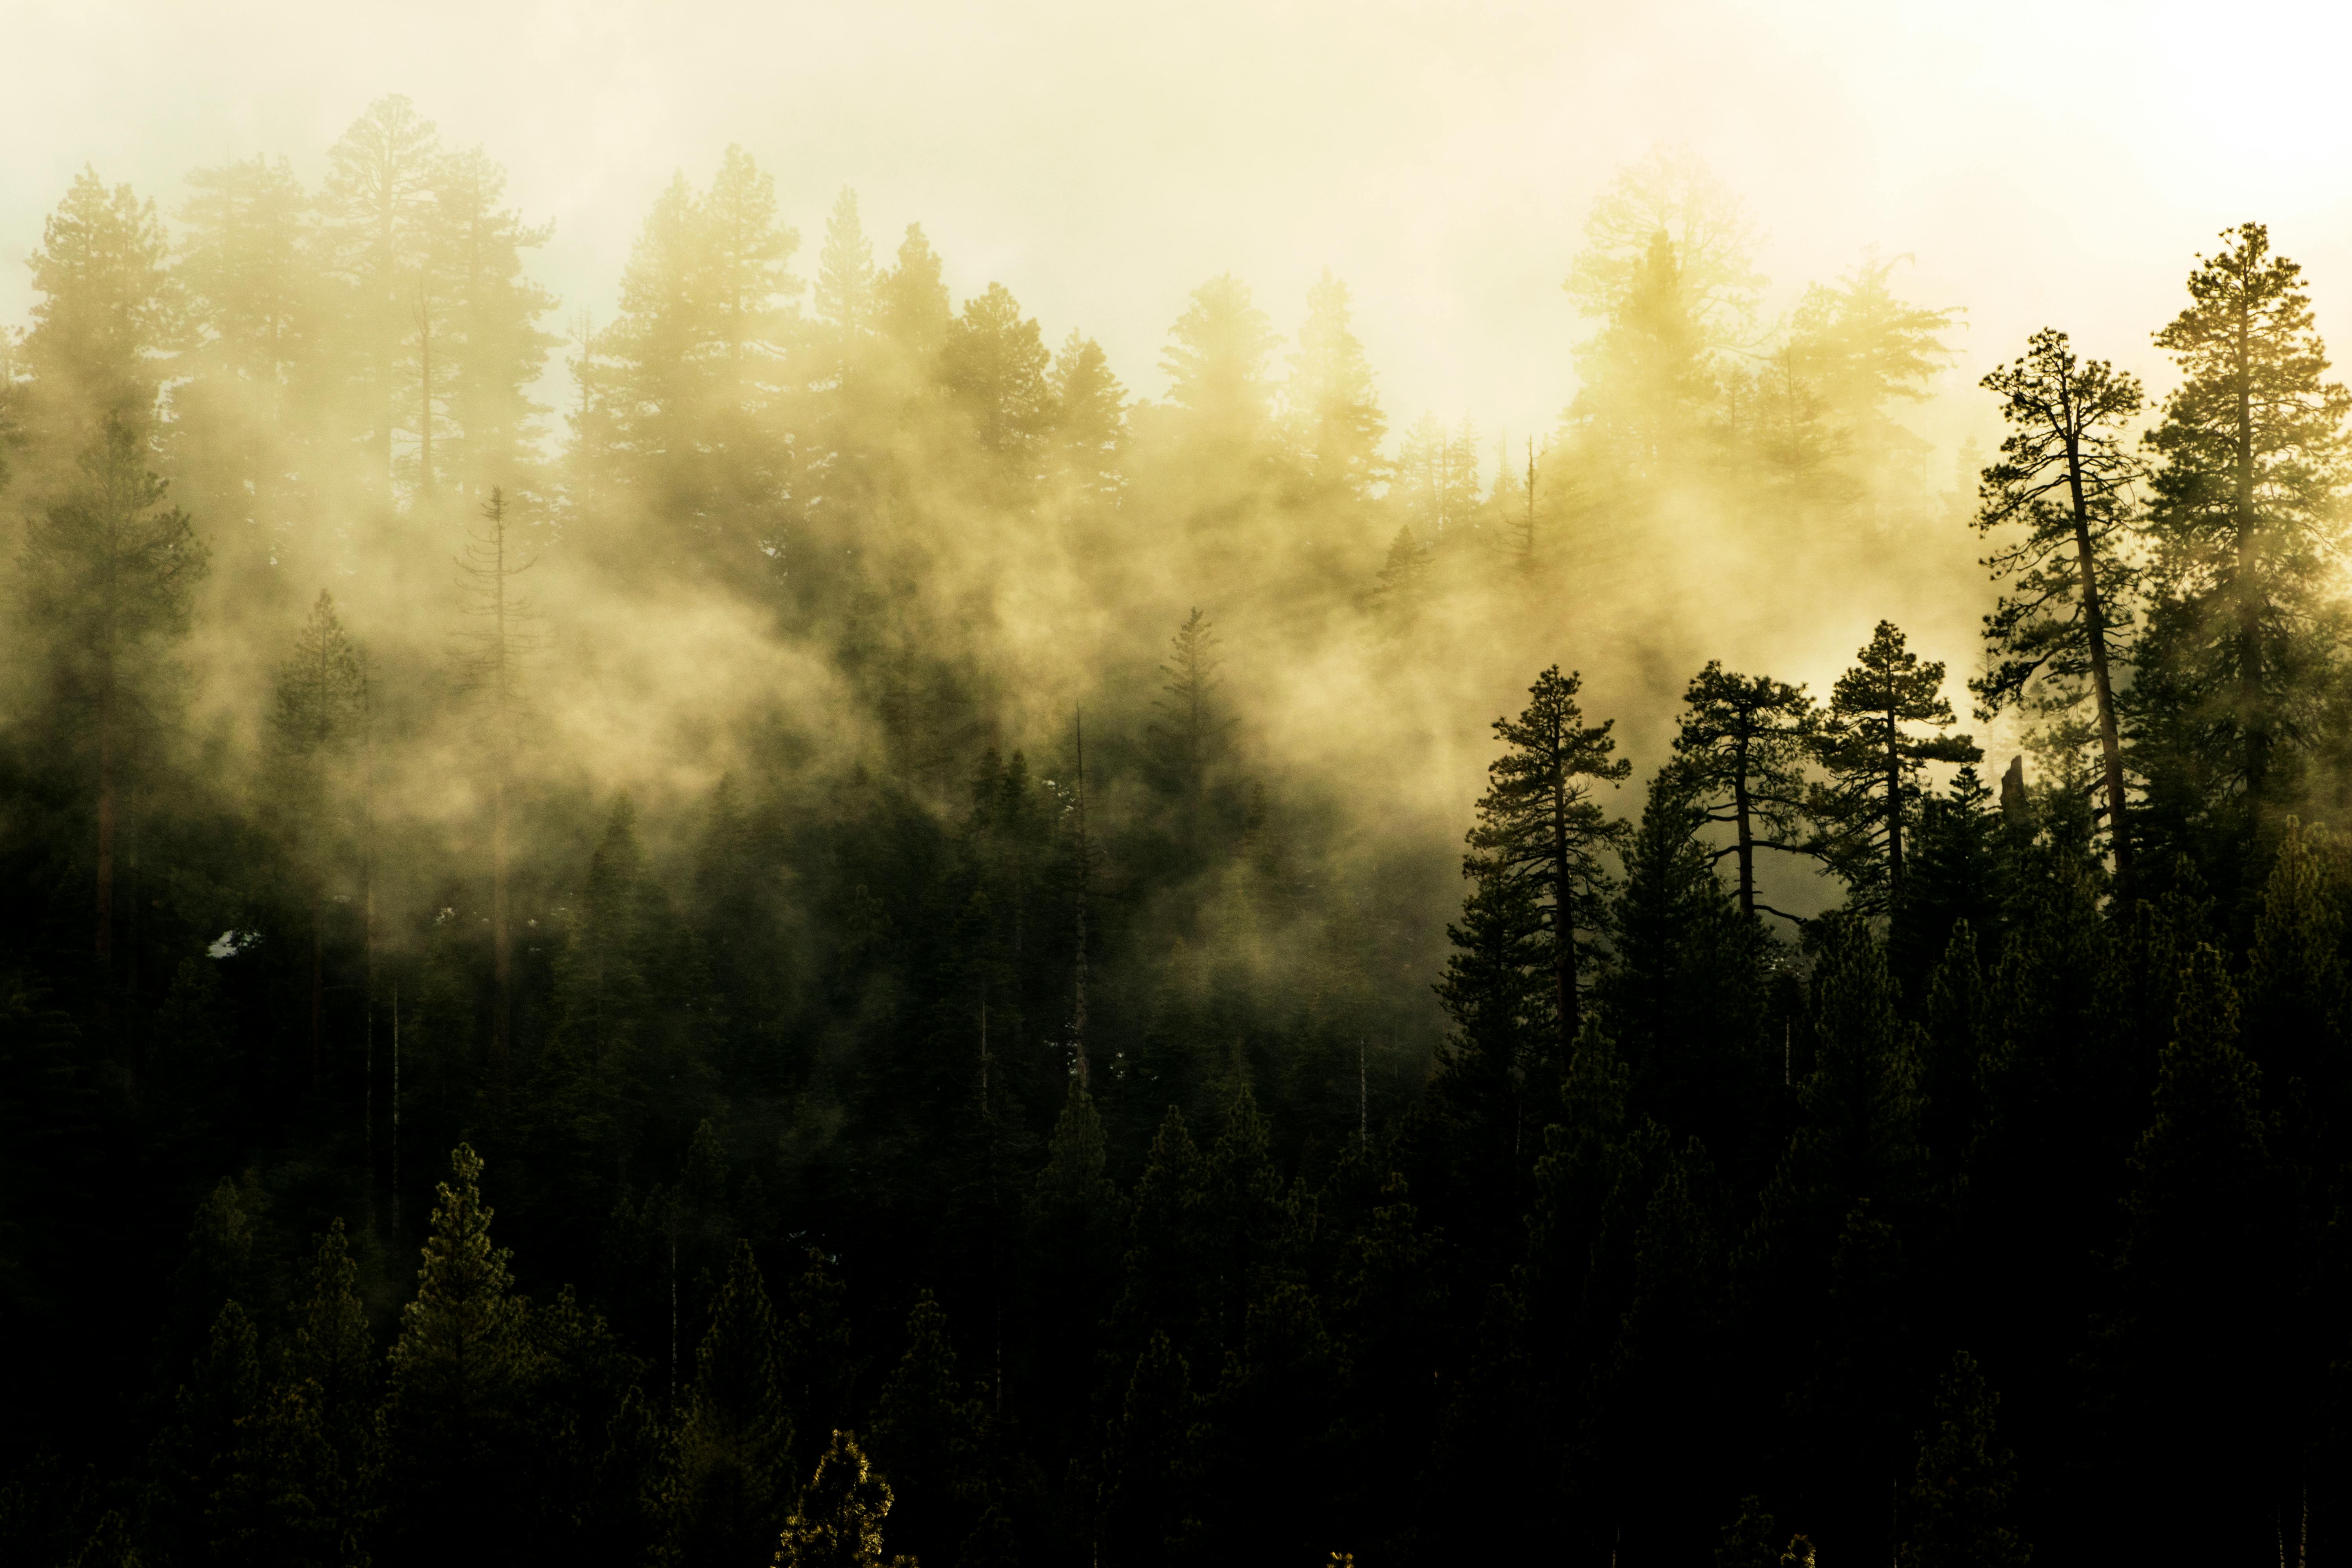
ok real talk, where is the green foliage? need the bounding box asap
[1459,664,1630,1055]
[1811,620,1981,912]
[657,1241,794,1565]
[775,1430,905,1568]
[377,1143,536,1560]
[1900,1351,2027,1568]
[1972,329,2142,869]
[1673,662,1817,920]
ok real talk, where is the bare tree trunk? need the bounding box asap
[2061,426,2133,886]
[1553,763,1578,1054]
[417,282,435,499]
[96,654,116,965]
[1732,737,1757,922]
[1069,710,1090,1087]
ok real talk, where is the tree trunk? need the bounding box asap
[2062,425,2132,886]
[2234,300,2265,806]
[1732,734,1757,922]
[492,769,511,1079]
[1553,765,1578,1054]
[311,889,325,1093]
[1885,725,1905,901]
[96,655,116,965]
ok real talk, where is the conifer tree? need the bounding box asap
[1899,1351,2027,1568]
[419,145,558,500]
[1672,661,1817,921]
[452,487,535,1076]
[273,590,366,1091]
[285,1220,374,1558]
[2096,945,2284,1553]
[1463,665,1630,1053]
[775,1430,905,1568]
[319,96,446,501]
[815,188,878,343]
[1786,252,1956,519]
[2140,223,2350,818]
[150,1299,263,1565]
[1287,267,1385,503]
[1811,621,1980,913]
[20,417,208,965]
[869,1292,991,1564]
[877,224,953,372]
[1025,1078,1125,1458]
[20,167,182,443]
[573,148,800,572]
[1570,229,1708,476]
[1604,764,1769,1164]
[1049,331,1127,505]
[1566,147,1764,353]
[1099,1331,1200,1568]
[378,1143,536,1563]
[176,154,316,581]
[1143,609,1230,817]
[1393,413,1483,543]
[1161,274,1280,475]
[657,1240,794,1565]
[1973,328,2143,882]
[941,282,1052,477]
[1368,525,1432,633]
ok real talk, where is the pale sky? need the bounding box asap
[7,0,2352,474]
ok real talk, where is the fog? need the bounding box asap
[9,0,2350,448]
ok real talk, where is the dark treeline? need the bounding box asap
[2,101,2348,1565]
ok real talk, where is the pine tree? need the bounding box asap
[285,1220,374,1560]
[1368,524,1432,633]
[2140,223,2350,818]
[150,1299,264,1566]
[377,1143,537,1563]
[1288,267,1385,503]
[2095,945,2285,1554]
[176,154,316,587]
[814,189,878,348]
[1568,229,1709,479]
[1671,661,1817,921]
[1161,273,1280,480]
[1393,413,1482,543]
[420,145,558,500]
[452,488,537,1077]
[573,148,800,573]
[20,417,208,965]
[1143,609,1231,818]
[318,96,446,502]
[1899,1351,2027,1568]
[1786,253,1956,521]
[1811,621,1980,913]
[273,590,366,1091]
[775,1430,905,1568]
[1462,665,1630,1054]
[1565,146,1764,353]
[20,166,182,443]
[657,1240,794,1566]
[869,1292,991,1564]
[1973,328,2143,882]
[1025,1078,1126,1462]
[1604,764,1769,1166]
[1049,331,1127,506]
[941,282,1052,477]
[1098,1331,1199,1568]
[877,224,953,372]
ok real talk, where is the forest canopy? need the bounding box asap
[3,99,2350,1566]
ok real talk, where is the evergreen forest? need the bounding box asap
[7,103,2352,1566]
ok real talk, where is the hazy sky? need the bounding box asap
[7,0,2351,473]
